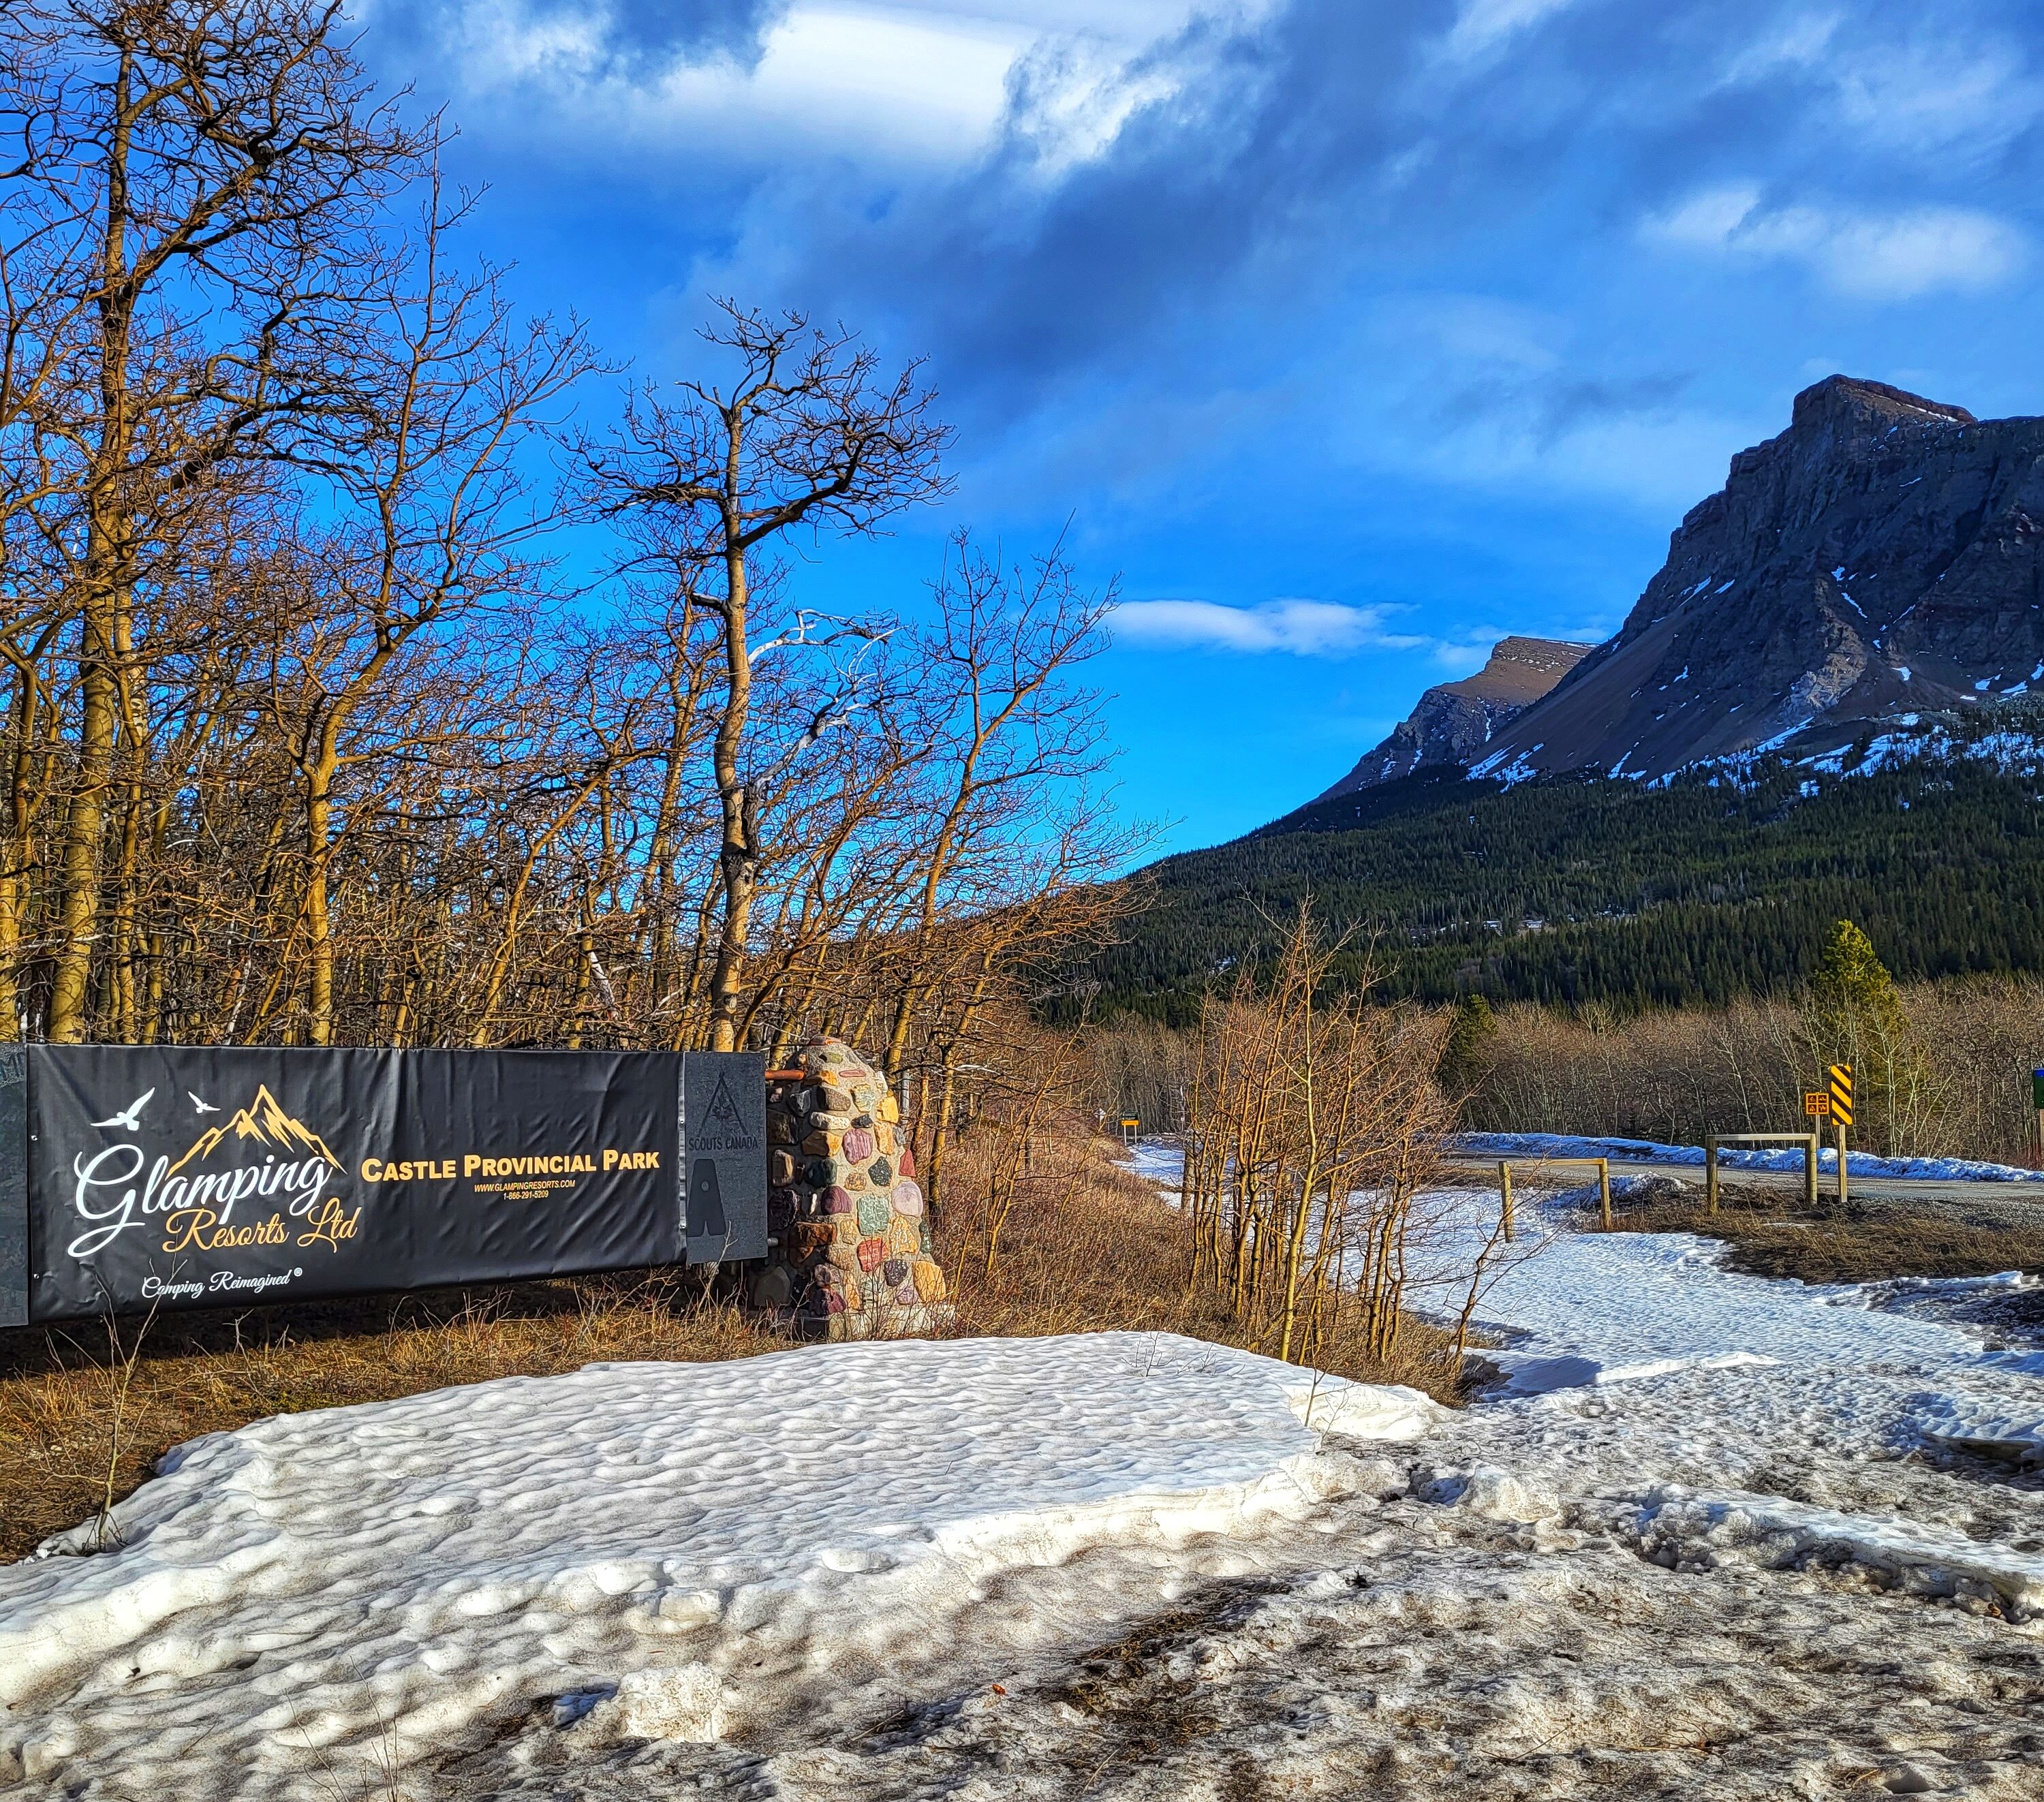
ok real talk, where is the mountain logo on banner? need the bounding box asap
[167,1085,345,1176]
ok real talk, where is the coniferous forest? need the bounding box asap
[1083,744,2044,1024]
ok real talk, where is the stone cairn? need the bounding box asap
[751,1037,950,1339]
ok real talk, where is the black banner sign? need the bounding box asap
[2,1044,762,1322]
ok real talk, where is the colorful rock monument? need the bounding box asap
[752,1037,950,1339]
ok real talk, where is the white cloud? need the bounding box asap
[1329,296,1738,514]
[1438,0,1581,63]
[1834,43,2039,155]
[1724,14,2041,159]
[388,1,1258,170]
[1350,390,1750,514]
[1650,185,1765,250]
[1395,294,1561,374]
[1722,9,1840,83]
[1818,209,2026,299]
[716,7,1024,153]
[1111,597,1431,656]
[884,1,1211,29]
[1645,185,2026,300]
[409,1,1032,162]
[1004,32,1186,180]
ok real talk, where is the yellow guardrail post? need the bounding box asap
[1499,1160,1514,1243]
[1828,1063,1853,1208]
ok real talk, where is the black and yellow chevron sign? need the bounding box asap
[1827,1063,1854,1128]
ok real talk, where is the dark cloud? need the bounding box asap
[707,0,2044,428]
[1436,372,1698,447]
[597,0,788,66]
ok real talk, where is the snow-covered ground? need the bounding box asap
[0,1335,1438,1799]
[1126,1135,1185,1194]
[5,1172,2043,1799]
[1410,1187,2044,1578]
[1456,1128,2044,1183]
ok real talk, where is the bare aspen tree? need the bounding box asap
[280,175,595,1043]
[881,531,1113,1080]
[0,4,1134,1119]
[0,0,433,1040]
[587,305,950,1051]
[1180,907,1453,1363]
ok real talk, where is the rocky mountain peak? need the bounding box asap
[1316,636,1593,799]
[1480,636,1594,684]
[1791,373,1975,435]
[1458,377,2044,783]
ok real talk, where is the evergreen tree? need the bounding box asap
[1807,918,1929,1154]
[1810,920,1908,1046]
[1439,992,1498,1098]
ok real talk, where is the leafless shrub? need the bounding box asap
[933,1102,1469,1401]
[1468,976,2044,1163]
[1176,908,1457,1366]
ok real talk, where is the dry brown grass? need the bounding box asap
[1597,1179,2044,1285]
[0,1274,776,1564]
[0,1122,1464,1566]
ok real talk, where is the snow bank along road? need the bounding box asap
[3,1187,2042,1799]
[1454,1130,2044,1222]
[1455,1130,2044,1187]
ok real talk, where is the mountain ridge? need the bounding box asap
[1317,636,1594,798]
[1464,374,2044,783]
[1081,707,2044,1023]
[1076,377,2044,1021]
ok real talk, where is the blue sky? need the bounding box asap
[360,0,2044,856]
